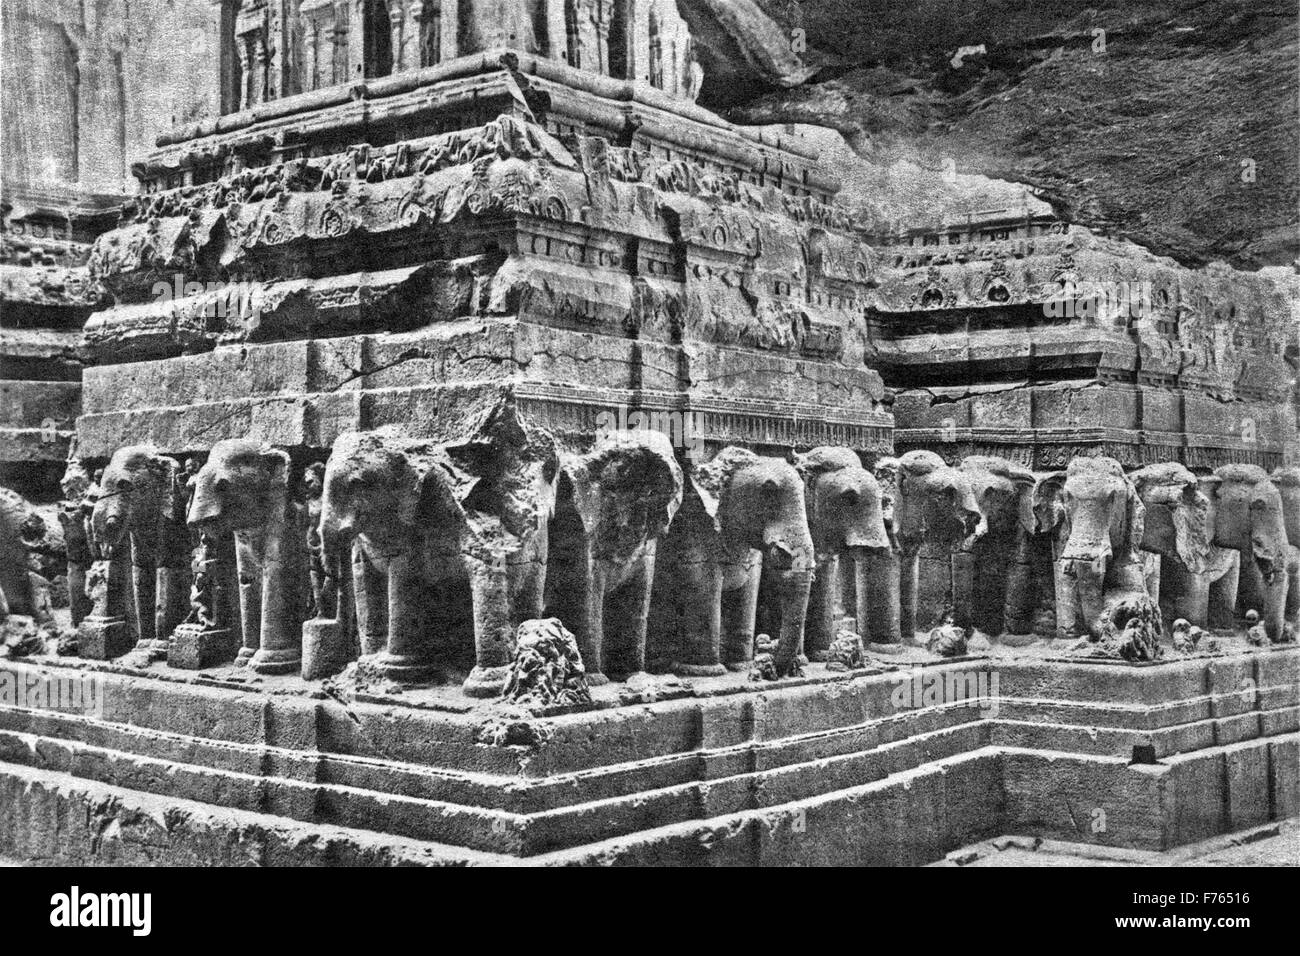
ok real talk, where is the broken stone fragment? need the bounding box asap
[825,629,867,671]
[500,618,592,708]
[926,621,968,657]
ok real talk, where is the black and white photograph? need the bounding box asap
[0,0,1295,900]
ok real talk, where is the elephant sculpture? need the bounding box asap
[1033,456,1161,655]
[1131,462,1236,630]
[57,463,96,626]
[1271,466,1300,640]
[860,451,982,643]
[951,456,1039,637]
[90,445,191,656]
[320,412,557,696]
[187,439,310,674]
[792,447,890,660]
[545,430,683,684]
[653,446,814,678]
[1208,465,1290,643]
[0,486,53,622]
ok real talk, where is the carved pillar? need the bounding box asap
[169,531,241,669]
[331,2,351,85]
[304,21,320,90]
[77,529,134,662]
[388,1,406,71]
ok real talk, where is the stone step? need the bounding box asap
[0,714,992,855]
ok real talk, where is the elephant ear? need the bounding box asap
[1012,470,1038,536]
[1121,479,1147,565]
[260,447,290,487]
[689,473,724,535]
[1032,472,1068,536]
[1171,481,1212,574]
[559,453,602,536]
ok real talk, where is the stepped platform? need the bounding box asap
[0,644,1295,866]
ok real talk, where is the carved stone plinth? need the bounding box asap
[167,624,238,670]
[76,615,134,660]
[301,618,354,680]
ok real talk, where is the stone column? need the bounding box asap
[388,1,406,71]
[77,554,134,660]
[169,532,240,669]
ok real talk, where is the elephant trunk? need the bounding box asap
[771,567,813,677]
[1253,534,1284,585]
[1067,558,1107,635]
[187,488,224,531]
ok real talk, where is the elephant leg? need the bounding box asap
[605,550,656,681]
[578,557,610,685]
[463,556,515,698]
[804,555,839,662]
[949,548,975,631]
[772,568,814,677]
[1053,560,1084,641]
[840,555,859,627]
[721,564,762,670]
[248,529,305,676]
[509,526,548,623]
[1003,534,1037,636]
[899,548,921,642]
[67,561,90,626]
[1170,571,1210,628]
[1207,560,1239,631]
[1261,575,1288,643]
[352,544,388,657]
[156,559,192,650]
[130,540,159,654]
[375,551,439,681]
[1143,553,1161,608]
[1070,559,1107,638]
[860,550,901,644]
[671,559,725,677]
[233,538,262,666]
[1284,545,1300,640]
[1236,558,1266,620]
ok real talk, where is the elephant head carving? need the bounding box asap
[793,446,889,658]
[93,445,185,559]
[1131,462,1213,575]
[1210,466,1289,585]
[658,447,814,678]
[866,451,981,641]
[1209,465,1289,641]
[565,430,683,565]
[951,456,1038,636]
[1032,456,1150,640]
[319,417,558,696]
[549,430,684,681]
[793,446,890,558]
[318,431,449,560]
[1037,456,1145,572]
[959,456,1037,544]
[692,446,815,575]
[189,440,292,536]
[887,451,983,552]
[188,438,307,673]
[91,444,190,656]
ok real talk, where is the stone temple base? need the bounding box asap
[0,647,1295,865]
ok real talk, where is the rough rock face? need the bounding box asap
[0,0,217,193]
[712,0,1298,270]
[501,618,592,708]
